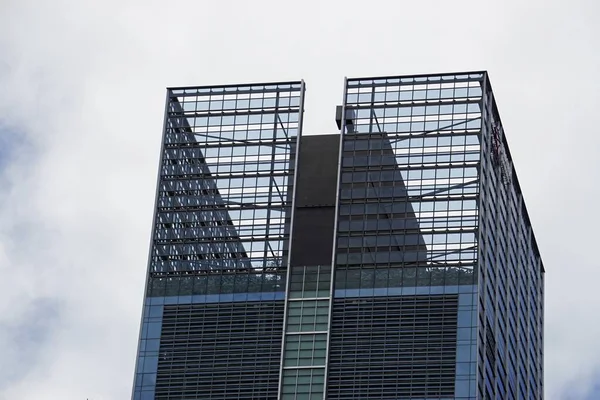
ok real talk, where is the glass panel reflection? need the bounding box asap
[337,75,483,289]
[148,82,303,296]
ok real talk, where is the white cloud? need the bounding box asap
[0,0,598,398]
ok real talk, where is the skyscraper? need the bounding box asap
[132,72,544,400]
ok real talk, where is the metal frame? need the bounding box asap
[477,73,544,399]
[133,81,304,400]
[326,72,484,399]
[131,72,544,400]
[277,80,306,399]
[321,76,348,399]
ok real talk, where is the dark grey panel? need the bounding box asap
[290,134,340,267]
[155,301,284,400]
[294,134,339,207]
[290,206,336,266]
[327,294,458,399]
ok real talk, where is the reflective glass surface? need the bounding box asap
[148,82,303,297]
[328,73,484,400]
[476,78,544,400]
[133,81,304,400]
[130,73,544,400]
[336,74,483,290]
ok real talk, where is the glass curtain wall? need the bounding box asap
[478,76,544,400]
[133,81,304,400]
[328,73,484,399]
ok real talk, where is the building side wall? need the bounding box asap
[478,76,544,399]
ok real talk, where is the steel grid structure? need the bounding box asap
[325,72,543,400]
[478,74,544,399]
[133,81,304,400]
[326,72,484,400]
[131,72,544,400]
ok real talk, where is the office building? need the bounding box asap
[132,72,544,399]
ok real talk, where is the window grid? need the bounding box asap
[134,82,304,400]
[281,265,332,400]
[336,75,482,292]
[286,300,330,332]
[282,368,325,400]
[327,295,459,399]
[147,82,303,298]
[153,301,285,400]
[332,74,484,400]
[476,78,544,400]
[289,265,332,298]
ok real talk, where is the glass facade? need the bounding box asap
[335,74,482,287]
[132,81,304,400]
[477,76,544,399]
[328,73,483,399]
[132,72,544,400]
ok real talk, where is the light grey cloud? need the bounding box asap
[0,0,598,399]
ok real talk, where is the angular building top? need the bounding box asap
[132,72,544,400]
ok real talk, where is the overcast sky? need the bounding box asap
[0,1,598,399]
